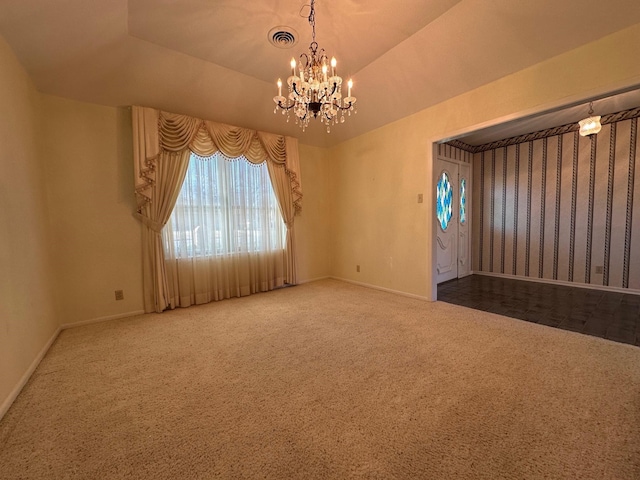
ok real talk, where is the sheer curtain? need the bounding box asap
[133,106,302,313]
[162,153,286,307]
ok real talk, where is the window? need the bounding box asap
[436,171,453,231]
[163,152,286,259]
[460,177,467,225]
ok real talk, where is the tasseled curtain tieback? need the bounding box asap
[133,212,164,233]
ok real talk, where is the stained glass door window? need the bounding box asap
[460,178,467,224]
[436,171,453,231]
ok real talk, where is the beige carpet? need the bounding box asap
[1,279,639,479]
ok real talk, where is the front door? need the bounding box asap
[436,158,458,283]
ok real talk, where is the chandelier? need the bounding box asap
[273,0,356,133]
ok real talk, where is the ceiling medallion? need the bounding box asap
[273,0,357,133]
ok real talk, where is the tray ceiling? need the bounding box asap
[0,0,639,147]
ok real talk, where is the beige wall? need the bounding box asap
[0,37,58,411]
[329,23,640,299]
[329,119,431,297]
[295,144,332,282]
[40,96,144,324]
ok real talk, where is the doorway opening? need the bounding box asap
[430,86,640,302]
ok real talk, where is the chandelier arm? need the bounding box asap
[276,100,296,111]
[291,81,304,97]
[334,100,355,111]
[315,81,338,103]
[325,82,338,98]
[300,52,311,70]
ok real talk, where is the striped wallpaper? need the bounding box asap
[470,117,640,291]
[437,143,473,163]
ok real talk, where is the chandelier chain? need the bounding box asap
[309,0,316,44]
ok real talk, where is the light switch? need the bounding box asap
[417,193,423,203]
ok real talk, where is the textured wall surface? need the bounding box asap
[294,144,332,282]
[40,97,145,324]
[473,118,639,290]
[0,36,58,412]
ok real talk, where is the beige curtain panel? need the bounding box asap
[133,106,303,313]
[163,155,288,308]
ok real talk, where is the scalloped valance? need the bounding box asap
[133,107,302,214]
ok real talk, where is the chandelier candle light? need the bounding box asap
[273,0,356,133]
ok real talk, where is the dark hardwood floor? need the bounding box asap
[437,275,640,347]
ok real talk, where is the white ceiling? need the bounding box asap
[1,0,640,147]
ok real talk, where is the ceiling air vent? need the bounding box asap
[268,26,298,49]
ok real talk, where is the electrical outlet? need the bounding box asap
[356,265,360,273]
[115,290,124,301]
[595,266,603,275]
[417,193,423,203]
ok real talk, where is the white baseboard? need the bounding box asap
[0,325,62,421]
[330,276,431,301]
[471,271,640,296]
[60,310,146,330]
